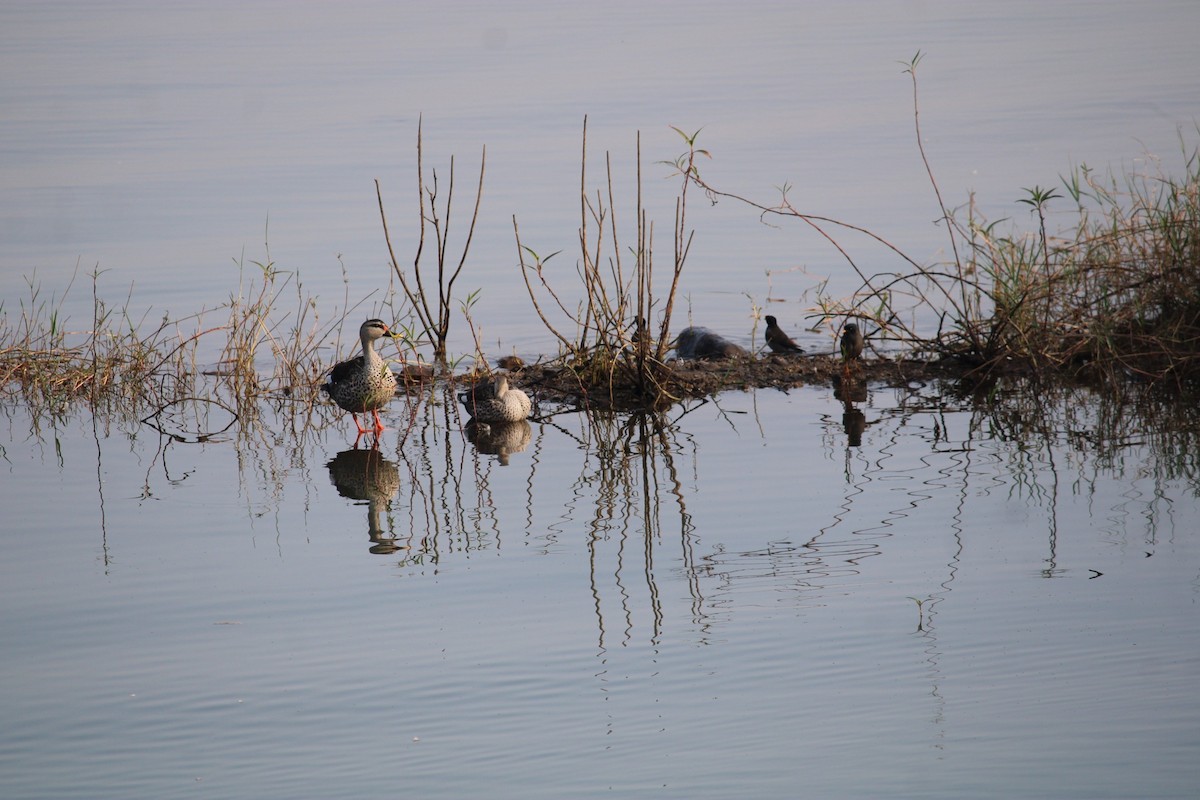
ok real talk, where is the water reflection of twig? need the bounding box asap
[373,382,544,567]
[582,411,696,649]
[90,405,111,571]
[957,380,1069,575]
[389,387,461,565]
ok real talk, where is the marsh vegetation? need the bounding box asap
[3,62,1199,438]
[6,9,1200,796]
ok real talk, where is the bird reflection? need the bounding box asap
[832,372,868,404]
[466,419,532,465]
[831,371,869,447]
[326,446,403,554]
[842,407,867,446]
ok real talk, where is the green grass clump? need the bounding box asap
[683,53,1200,390]
[921,143,1200,385]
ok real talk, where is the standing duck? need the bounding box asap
[764,315,804,354]
[458,374,532,423]
[322,319,401,435]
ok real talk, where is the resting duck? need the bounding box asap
[459,374,532,423]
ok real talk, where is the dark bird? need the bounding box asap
[458,374,532,423]
[496,355,526,371]
[322,319,401,435]
[764,315,804,354]
[672,327,747,360]
[840,322,864,362]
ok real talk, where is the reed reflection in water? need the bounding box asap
[3,372,1198,799]
[305,370,1200,644]
[570,410,696,648]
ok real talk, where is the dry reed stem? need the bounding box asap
[378,116,486,361]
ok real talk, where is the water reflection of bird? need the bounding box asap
[322,319,401,435]
[840,322,864,362]
[673,327,747,360]
[764,315,804,354]
[326,447,403,554]
[458,374,532,423]
[842,407,867,447]
[466,419,532,465]
[832,372,868,404]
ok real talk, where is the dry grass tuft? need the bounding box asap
[513,118,704,409]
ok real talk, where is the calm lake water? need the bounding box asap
[3,2,1200,798]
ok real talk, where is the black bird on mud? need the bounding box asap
[764,315,804,354]
[840,322,864,362]
[673,327,747,360]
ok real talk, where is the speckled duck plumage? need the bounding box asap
[458,374,532,423]
[322,319,400,434]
